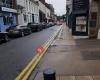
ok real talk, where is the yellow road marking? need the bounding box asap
[16,26,62,80]
[16,54,39,80]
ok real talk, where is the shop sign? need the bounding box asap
[1,7,17,13]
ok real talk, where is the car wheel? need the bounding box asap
[4,35,9,42]
[37,27,41,31]
[21,32,25,37]
[29,30,32,34]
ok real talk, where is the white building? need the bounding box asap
[16,0,39,25]
[39,1,46,14]
[45,7,51,22]
[39,0,51,22]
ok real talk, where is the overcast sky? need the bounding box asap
[45,0,66,16]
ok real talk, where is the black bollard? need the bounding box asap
[43,68,56,80]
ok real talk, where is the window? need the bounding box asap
[23,14,28,22]
[3,16,13,25]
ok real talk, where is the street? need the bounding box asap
[33,24,100,80]
[0,0,100,80]
[0,25,60,80]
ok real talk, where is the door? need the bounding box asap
[32,14,34,23]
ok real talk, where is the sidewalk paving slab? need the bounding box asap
[34,23,100,80]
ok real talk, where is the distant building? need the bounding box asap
[0,0,17,32]
[45,3,51,23]
[45,3,55,22]
[39,0,47,22]
[39,0,55,23]
[48,4,55,21]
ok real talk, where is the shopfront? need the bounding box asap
[72,0,89,36]
[72,12,89,36]
[0,7,17,32]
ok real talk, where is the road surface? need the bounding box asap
[0,25,61,80]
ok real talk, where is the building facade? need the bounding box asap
[45,3,51,23]
[97,1,100,39]
[66,0,72,26]
[66,0,100,38]
[87,0,100,39]
[48,4,55,22]
[66,0,89,36]
[17,0,39,26]
[39,0,55,23]
[0,0,17,32]
[39,0,46,22]
[0,0,55,32]
[89,0,99,38]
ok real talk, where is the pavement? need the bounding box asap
[0,25,61,80]
[33,23,100,80]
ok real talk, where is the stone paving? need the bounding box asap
[34,23,100,80]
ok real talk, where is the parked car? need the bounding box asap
[56,21,62,25]
[27,23,42,32]
[7,25,31,38]
[0,32,9,43]
[40,22,47,29]
[46,22,55,28]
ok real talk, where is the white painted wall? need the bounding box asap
[17,0,39,25]
[39,1,51,22]
[16,0,24,7]
[46,7,50,20]
[34,3,39,23]
[39,1,46,14]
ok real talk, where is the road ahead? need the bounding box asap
[0,25,61,80]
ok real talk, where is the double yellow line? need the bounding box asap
[15,26,62,80]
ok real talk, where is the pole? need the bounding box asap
[43,68,56,80]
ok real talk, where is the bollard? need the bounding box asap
[43,68,56,80]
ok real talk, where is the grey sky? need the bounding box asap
[45,0,66,16]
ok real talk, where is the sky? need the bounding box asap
[45,0,66,16]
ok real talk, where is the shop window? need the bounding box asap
[76,16,87,32]
[3,16,13,25]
